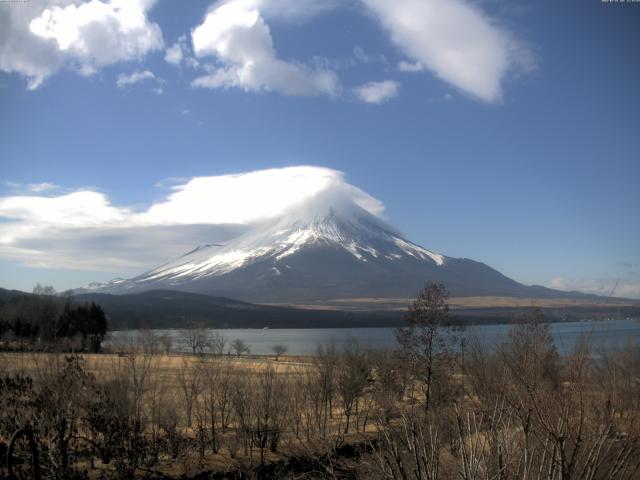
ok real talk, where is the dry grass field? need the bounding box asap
[0,348,385,479]
[0,351,313,382]
[268,295,640,311]
[1,311,639,479]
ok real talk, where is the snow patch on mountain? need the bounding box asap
[80,189,456,297]
[126,192,446,286]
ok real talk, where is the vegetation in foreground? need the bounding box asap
[0,283,638,480]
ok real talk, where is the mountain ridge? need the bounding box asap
[76,192,609,304]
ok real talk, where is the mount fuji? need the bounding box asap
[81,191,584,304]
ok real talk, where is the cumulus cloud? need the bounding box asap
[354,80,399,104]
[361,0,530,102]
[164,34,200,67]
[164,37,185,65]
[116,69,154,87]
[398,60,423,73]
[2,0,530,101]
[0,0,163,89]
[0,166,384,271]
[549,277,640,300]
[190,0,339,96]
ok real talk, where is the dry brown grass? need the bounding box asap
[267,295,640,310]
[0,351,314,383]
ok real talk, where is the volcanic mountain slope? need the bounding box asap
[83,192,590,304]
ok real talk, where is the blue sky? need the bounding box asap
[0,0,639,298]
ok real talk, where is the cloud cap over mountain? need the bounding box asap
[0,167,383,271]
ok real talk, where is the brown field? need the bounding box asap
[268,295,640,310]
[0,349,383,478]
[0,351,313,378]
[1,320,639,480]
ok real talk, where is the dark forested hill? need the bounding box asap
[72,289,404,329]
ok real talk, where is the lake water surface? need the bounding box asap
[108,318,640,356]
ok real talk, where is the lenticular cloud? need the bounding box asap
[0,166,384,270]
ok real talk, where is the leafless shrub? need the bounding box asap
[372,409,442,480]
[314,342,338,436]
[370,348,407,424]
[337,339,371,434]
[459,313,640,480]
[272,343,288,361]
[176,357,200,429]
[1,303,637,480]
[158,333,173,355]
[30,354,94,479]
[195,355,235,454]
[232,338,251,356]
[210,331,226,356]
[179,321,212,355]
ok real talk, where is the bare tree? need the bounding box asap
[271,344,288,361]
[210,331,226,356]
[395,282,459,412]
[158,333,173,355]
[139,328,160,354]
[336,339,370,433]
[232,338,250,357]
[370,348,407,424]
[179,321,211,355]
[457,311,640,480]
[195,355,235,454]
[176,357,200,428]
[314,342,338,437]
[251,366,288,464]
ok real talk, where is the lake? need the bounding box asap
[107,318,640,356]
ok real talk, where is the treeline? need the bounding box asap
[0,284,107,352]
[0,283,638,479]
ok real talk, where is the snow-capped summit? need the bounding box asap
[83,191,569,303]
[138,192,444,284]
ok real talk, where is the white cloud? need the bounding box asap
[549,276,640,300]
[116,69,165,93]
[184,57,200,69]
[353,46,369,63]
[0,0,162,89]
[0,191,130,230]
[164,36,185,65]
[257,0,341,23]
[164,34,200,67]
[0,225,247,272]
[398,60,423,73]
[116,69,155,87]
[141,166,382,225]
[0,166,384,271]
[4,182,62,194]
[361,0,530,102]
[354,80,399,104]
[190,0,339,96]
